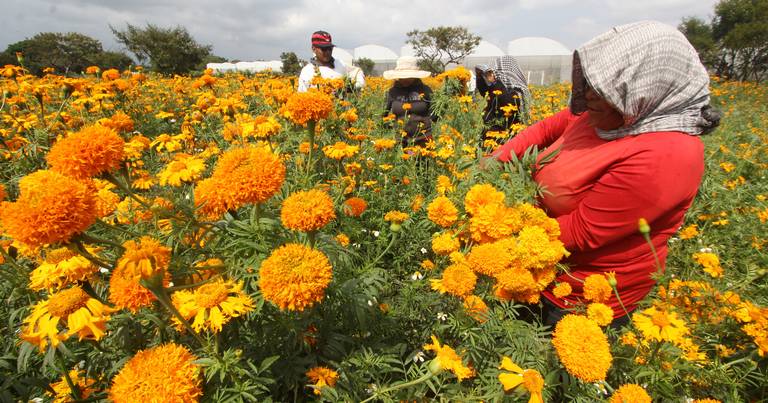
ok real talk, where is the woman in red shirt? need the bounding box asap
[492,21,721,327]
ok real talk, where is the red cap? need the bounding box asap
[311,31,334,48]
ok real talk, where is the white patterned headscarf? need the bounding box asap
[570,20,720,140]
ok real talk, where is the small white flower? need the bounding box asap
[410,271,424,281]
[413,351,425,363]
[700,247,713,253]
[361,229,367,232]
[30,399,44,403]
[372,230,380,237]
[353,243,361,248]
[169,118,177,123]
[367,300,374,306]
[78,360,86,368]
[168,282,175,287]
[437,312,448,321]
[99,267,110,274]
[420,247,427,254]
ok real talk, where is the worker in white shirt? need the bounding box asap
[297,30,365,93]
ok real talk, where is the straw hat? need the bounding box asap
[383,56,431,80]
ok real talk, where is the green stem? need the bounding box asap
[144,281,208,348]
[166,275,221,291]
[70,239,114,270]
[105,172,153,211]
[306,120,317,177]
[360,372,433,403]
[642,232,663,276]
[364,232,398,271]
[77,232,126,252]
[56,353,81,401]
[95,218,139,237]
[307,231,317,248]
[611,286,631,319]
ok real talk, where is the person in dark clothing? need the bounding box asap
[475,56,531,144]
[383,57,435,148]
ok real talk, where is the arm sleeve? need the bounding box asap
[556,144,703,252]
[297,65,312,93]
[492,108,573,162]
[355,69,366,89]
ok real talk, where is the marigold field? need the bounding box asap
[0,65,766,402]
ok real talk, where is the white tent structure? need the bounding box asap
[506,37,572,85]
[333,47,354,67]
[206,61,282,74]
[354,45,398,75]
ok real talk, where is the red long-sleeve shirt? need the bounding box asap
[494,109,704,317]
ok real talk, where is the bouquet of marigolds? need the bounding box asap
[0,64,765,402]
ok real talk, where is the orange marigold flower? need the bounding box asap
[101,68,120,80]
[48,369,98,402]
[0,183,5,202]
[101,111,135,133]
[469,203,522,243]
[464,183,505,216]
[632,306,689,345]
[109,343,202,403]
[693,251,724,278]
[463,295,489,322]
[411,194,425,212]
[427,196,459,228]
[423,335,475,381]
[259,243,333,311]
[46,124,125,179]
[466,238,515,277]
[372,138,396,151]
[109,263,170,313]
[384,210,409,224]
[678,224,699,240]
[583,274,612,303]
[609,383,652,403]
[498,357,544,403]
[306,366,339,395]
[0,170,97,248]
[115,237,171,281]
[552,314,612,382]
[281,189,336,232]
[552,282,572,298]
[432,232,461,255]
[587,303,614,327]
[430,262,477,298]
[280,90,334,126]
[195,145,285,220]
[342,197,367,217]
[335,233,350,246]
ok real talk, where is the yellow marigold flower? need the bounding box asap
[583,274,612,303]
[436,175,454,195]
[430,262,477,298]
[424,335,475,380]
[678,224,699,239]
[281,189,336,232]
[469,203,522,243]
[335,233,350,246]
[92,179,120,218]
[609,383,652,403]
[552,282,572,298]
[47,124,125,179]
[467,238,515,277]
[150,133,183,153]
[464,183,505,216]
[587,303,614,327]
[85,65,100,74]
[0,183,5,202]
[322,141,359,160]
[259,244,333,311]
[29,247,98,292]
[552,314,612,382]
[411,194,425,212]
[693,252,724,278]
[514,226,567,271]
[373,138,396,151]
[171,279,254,333]
[195,145,285,220]
[384,210,409,224]
[0,170,97,248]
[632,306,689,345]
[101,68,120,80]
[498,357,544,403]
[427,196,459,228]
[432,232,461,256]
[158,153,206,187]
[280,90,334,126]
[421,259,435,270]
[116,237,171,281]
[48,369,98,403]
[620,331,638,347]
[463,295,489,323]
[495,267,537,295]
[109,343,202,403]
[342,197,367,217]
[306,366,339,395]
[21,285,114,351]
[691,399,722,403]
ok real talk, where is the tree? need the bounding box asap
[111,23,213,75]
[406,26,481,74]
[280,51,305,76]
[2,32,121,75]
[353,57,375,77]
[680,0,768,81]
[91,50,134,71]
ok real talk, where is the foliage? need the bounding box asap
[280,51,305,76]
[111,23,213,75]
[354,57,376,77]
[406,26,481,74]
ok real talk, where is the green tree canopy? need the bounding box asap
[111,23,213,75]
[406,26,481,74]
[353,57,375,77]
[280,51,306,76]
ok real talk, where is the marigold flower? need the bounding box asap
[259,244,333,311]
[693,252,724,278]
[423,335,474,380]
[21,285,114,351]
[46,124,125,179]
[427,196,459,228]
[552,282,572,298]
[373,138,396,151]
[430,262,477,298]
[436,175,454,195]
[464,183,505,216]
[609,383,652,403]
[411,194,425,212]
[29,247,98,292]
[115,237,171,281]
[101,68,120,80]
[335,233,350,246]
[171,279,254,333]
[587,303,614,327]
[48,369,98,403]
[583,274,613,303]
[101,111,134,133]
[280,90,334,126]
[384,210,409,224]
[158,153,206,187]
[432,232,461,255]
[281,189,336,232]
[109,343,202,403]
[322,141,359,160]
[342,197,367,217]
[306,366,339,395]
[632,306,689,345]
[678,224,699,240]
[469,203,522,243]
[0,170,97,248]
[552,314,612,382]
[109,263,170,313]
[466,238,515,276]
[498,357,544,403]
[463,295,489,322]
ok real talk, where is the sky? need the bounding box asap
[0,0,719,62]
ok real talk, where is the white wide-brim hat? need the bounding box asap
[383,56,431,80]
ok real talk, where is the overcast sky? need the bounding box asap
[1,0,719,61]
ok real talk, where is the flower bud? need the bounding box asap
[389,223,401,232]
[427,358,444,375]
[637,218,650,234]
